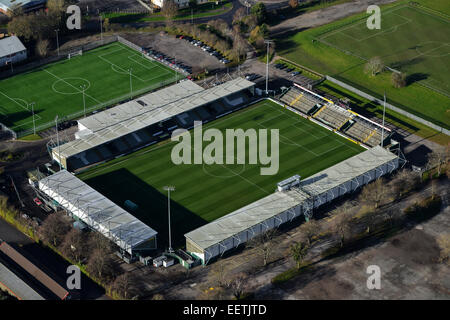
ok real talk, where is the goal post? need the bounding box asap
[68,50,83,60]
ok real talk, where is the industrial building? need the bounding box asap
[0,36,27,66]
[38,170,158,257]
[52,77,255,171]
[185,146,399,264]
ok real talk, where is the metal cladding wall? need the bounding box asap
[193,154,399,265]
[202,202,308,264]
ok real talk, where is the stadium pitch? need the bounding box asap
[0,42,181,135]
[78,99,364,246]
[318,4,450,96]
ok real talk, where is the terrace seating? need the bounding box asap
[314,104,353,130]
[344,119,382,147]
[194,106,214,122]
[280,87,319,115]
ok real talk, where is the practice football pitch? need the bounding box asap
[78,100,364,246]
[318,4,450,96]
[0,42,180,135]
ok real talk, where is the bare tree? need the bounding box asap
[289,0,299,9]
[301,219,320,246]
[60,228,87,263]
[228,272,246,299]
[364,56,383,76]
[232,34,247,62]
[111,272,138,299]
[232,7,246,24]
[436,234,450,265]
[427,148,448,176]
[359,178,387,209]
[330,201,355,248]
[36,39,50,58]
[209,262,229,288]
[162,0,178,20]
[103,18,110,32]
[247,228,279,266]
[39,213,71,247]
[391,71,406,88]
[87,248,115,281]
[290,241,309,269]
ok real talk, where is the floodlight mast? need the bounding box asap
[30,102,36,135]
[55,29,60,56]
[381,91,386,147]
[128,68,133,99]
[264,40,273,96]
[55,115,61,170]
[163,186,175,253]
[80,84,87,117]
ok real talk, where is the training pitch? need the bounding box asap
[0,42,180,135]
[78,100,364,246]
[318,4,450,96]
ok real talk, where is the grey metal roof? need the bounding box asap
[185,146,397,251]
[38,170,157,254]
[0,261,44,300]
[0,36,26,58]
[57,77,255,160]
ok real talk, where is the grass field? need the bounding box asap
[78,100,363,246]
[0,42,181,135]
[277,0,450,129]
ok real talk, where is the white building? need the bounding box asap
[0,36,27,66]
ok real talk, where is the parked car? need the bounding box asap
[285,68,294,72]
[33,197,43,206]
[291,71,301,76]
[245,74,259,81]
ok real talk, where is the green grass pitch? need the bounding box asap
[77,100,364,246]
[318,4,450,96]
[0,42,181,135]
[277,0,450,129]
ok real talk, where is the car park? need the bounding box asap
[291,71,301,76]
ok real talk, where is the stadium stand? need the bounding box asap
[53,78,255,171]
[313,104,354,130]
[280,87,320,114]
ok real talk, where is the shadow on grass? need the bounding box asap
[82,168,207,248]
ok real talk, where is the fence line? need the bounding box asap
[325,76,450,135]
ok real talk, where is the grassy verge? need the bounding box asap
[274,58,323,80]
[314,80,450,145]
[18,134,42,141]
[271,261,311,285]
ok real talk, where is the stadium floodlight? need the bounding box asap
[55,115,61,170]
[381,91,386,147]
[55,29,60,56]
[30,102,36,135]
[163,185,175,253]
[264,40,274,95]
[99,15,103,41]
[80,84,87,118]
[8,44,13,73]
[128,68,133,99]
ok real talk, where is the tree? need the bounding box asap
[289,0,299,9]
[6,3,23,18]
[47,0,67,18]
[228,272,246,299]
[87,248,115,281]
[436,234,450,265]
[36,39,50,57]
[330,201,355,248]
[60,228,87,263]
[359,178,387,209]
[103,17,110,32]
[232,33,246,62]
[233,7,246,24]
[188,0,198,10]
[364,56,383,76]
[427,148,448,176]
[110,272,138,299]
[391,71,406,88]
[250,2,267,24]
[162,0,179,20]
[290,241,309,269]
[301,219,320,246]
[247,228,279,266]
[39,213,71,247]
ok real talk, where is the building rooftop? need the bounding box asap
[0,36,26,59]
[56,77,255,160]
[38,170,157,255]
[185,146,398,251]
[0,261,44,300]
